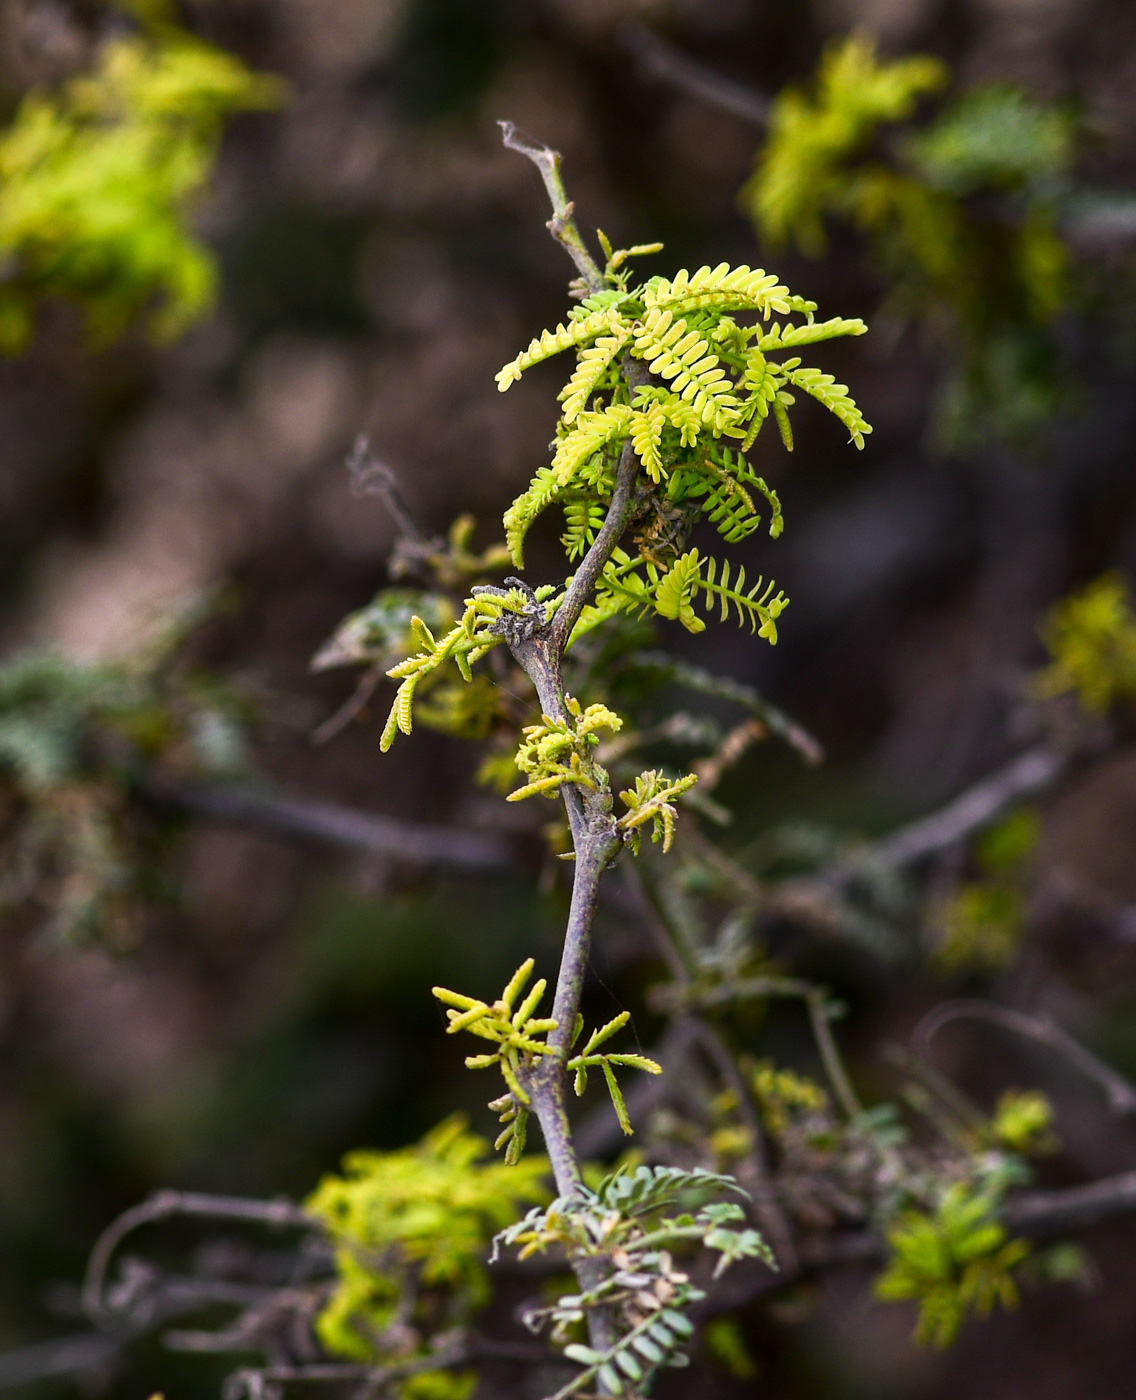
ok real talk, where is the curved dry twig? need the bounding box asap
[913,999,1136,1117]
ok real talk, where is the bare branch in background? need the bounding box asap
[345,436,431,548]
[0,1333,120,1391]
[628,651,825,766]
[83,1191,316,1323]
[914,999,1136,1116]
[863,744,1072,872]
[149,782,517,874]
[310,662,386,746]
[620,23,770,128]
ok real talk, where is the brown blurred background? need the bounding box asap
[3,1,1136,1397]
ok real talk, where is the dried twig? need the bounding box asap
[914,999,1136,1116]
[498,122,604,295]
[345,437,431,548]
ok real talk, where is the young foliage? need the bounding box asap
[508,697,622,802]
[0,27,282,348]
[306,1115,548,1393]
[1035,572,1136,713]
[741,35,1081,447]
[567,1011,663,1134]
[496,258,867,569]
[874,1184,1030,1346]
[433,961,661,1158]
[616,770,699,854]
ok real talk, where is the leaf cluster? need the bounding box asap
[433,961,661,1161]
[305,1115,548,1392]
[508,697,622,802]
[1035,572,1136,713]
[741,35,1081,447]
[874,1183,1030,1346]
[0,25,282,348]
[498,1166,772,1395]
[498,260,869,572]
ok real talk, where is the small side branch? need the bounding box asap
[499,122,604,294]
[1002,1169,1136,1234]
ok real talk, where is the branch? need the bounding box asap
[621,23,770,128]
[0,1333,119,1390]
[499,122,604,294]
[626,651,824,765]
[549,365,651,653]
[344,436,431,548]
[1002,1169,1136,1234]
[861,744,1070,872]
[149,782,516,874]
[699,1165,1136,1323]
[83,1190,315,1323]
[311,662,385,746]
[498,126,654,1371]
[651,973,862,1118]
[223,1350,468,1400]
[913,1000,1136,1117]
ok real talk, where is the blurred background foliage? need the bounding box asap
[2,0,1136,1398]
